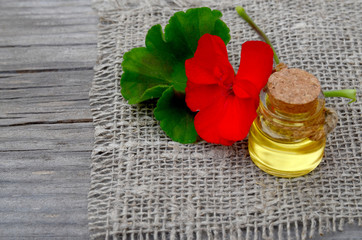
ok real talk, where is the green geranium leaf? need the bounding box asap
[120,7,230,143]
[121,7,230,104]
[165,7,231,60]
[154,87,198,143]
[121,25,178,104]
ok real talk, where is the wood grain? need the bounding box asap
[0,0,96,238]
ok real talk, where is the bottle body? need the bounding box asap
[248,91,326,178]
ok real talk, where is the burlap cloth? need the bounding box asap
[88,0,361,239]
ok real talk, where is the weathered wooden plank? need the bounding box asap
[0,45,96,72]
[0,0,97,238]
[0,0,91,8]
[0,14,96,26]
[0,123,94,151]
[0,150,91,169]
[0,72,93,94]
[0,150,90,239]
[0,7,95,17]
[0,0,94,15]
[0,16,97,46]
[0,32,97,47]
[0,138,92,239]
[0,122,93,239]
[0,25,97,46]
[0,1,97,47]
[0,70,94,88]
[0,0,92,7]
[0,70,95,125]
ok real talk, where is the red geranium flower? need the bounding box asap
[185,34,274,145]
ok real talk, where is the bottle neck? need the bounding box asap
[257,91,326,141]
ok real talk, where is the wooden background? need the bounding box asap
[0,0,96,238]
[0,0,360,239]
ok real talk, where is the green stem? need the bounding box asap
[323,89,356,104]
[236,6,280,65]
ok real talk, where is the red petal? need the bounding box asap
[235,41,274,92]
[233,79,260,101]
[185,34,234,87]
[193,96,235,145]
[193,93,257,145]
[217,96,257,142]
[185,81,226,112]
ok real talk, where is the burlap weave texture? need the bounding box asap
[89,1,362,239]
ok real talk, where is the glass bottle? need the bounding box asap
[248,90,326,178]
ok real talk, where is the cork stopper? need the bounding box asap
[267,68,321,113]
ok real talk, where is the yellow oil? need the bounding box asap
[248,91,326,178]
[248,121,326,178]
